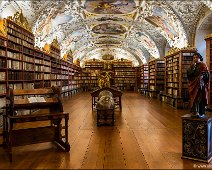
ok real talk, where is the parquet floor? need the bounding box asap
[0,92,211,169]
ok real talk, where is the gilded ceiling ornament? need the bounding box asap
[7,11,32,32]
[205,33,212,39]
[51,37,60,50]
[167,47,181,55]
[0,19,7,37]
[43,43,50,54]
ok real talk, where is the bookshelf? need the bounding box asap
[205,34,212,108]
[84,59,104,91]
[34,48,44,88]
[0,13,83,143]
[0,36,7,97]
[113,60,136,91]
[7,18,33,90]
[162,49,196,108]
[0,13,82,97]
[82,59,138,91]
[139,64,148,95]
[148,59,165,98]
[79,70,90,91]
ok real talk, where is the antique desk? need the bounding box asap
[3,86,70,162]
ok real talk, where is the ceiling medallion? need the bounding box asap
[7,11,32,32]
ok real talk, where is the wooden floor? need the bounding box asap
[0,92,211,169]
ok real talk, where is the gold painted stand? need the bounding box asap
[182,114,212,163]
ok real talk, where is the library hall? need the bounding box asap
[1,0,212,169]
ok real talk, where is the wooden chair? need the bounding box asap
[3,86,70,162]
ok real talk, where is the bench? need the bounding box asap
[3,86,70,162]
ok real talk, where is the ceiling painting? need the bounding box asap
[84,0,136,14]
[135,31,160,58]
[33,3,73,47]
[96,16,124,22]
[146,15,178,41]
[0,1,210,66]
[92,23,127,35]
[95,39,122,45]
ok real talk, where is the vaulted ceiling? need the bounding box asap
[0,0,212,66]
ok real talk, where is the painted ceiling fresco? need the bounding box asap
[0,0,211,66]
[84,0,136,14]
[92,23,127,35]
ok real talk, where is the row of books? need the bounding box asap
[8,41,22,51]
[0,72,5,80]
[0,59,6,68]
[0,49,6,56]
[7,22,34,39]
[0,39,6,47]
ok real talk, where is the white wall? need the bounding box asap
[195,30,212,62]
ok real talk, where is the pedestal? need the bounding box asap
[182,114,212,163]
[96,109,114,126]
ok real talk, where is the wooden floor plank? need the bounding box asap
[0,92,211,169]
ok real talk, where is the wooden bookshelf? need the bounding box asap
[81,59,138,91]
[84,59,104,91]
[7,18,34,90]
[139,64,148,95]
[205,34,212,108]
[148,59,165,98]
[0,36,7,96]
[0,16,81,97]
[113,60,136,91]
[162,49,196,108]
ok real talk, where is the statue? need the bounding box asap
[98,71,111,89]
[187,53,209,118]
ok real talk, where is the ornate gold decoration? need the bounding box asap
[98,71,111,89]
[0,19,7,37]
[205,33,212,39]
[104,62,112,69]
[102,54,114,60]
[125,11,137,19]
[68,49,72,56]
[167,47,181,55]
[7,11,32,32]
[51,37,60,50]
[167,46,196,56]
[74,58,80,66]
[43,43,50,54]
[63,49,73,62]
[84,10,98,18]
[63,54,68,61]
